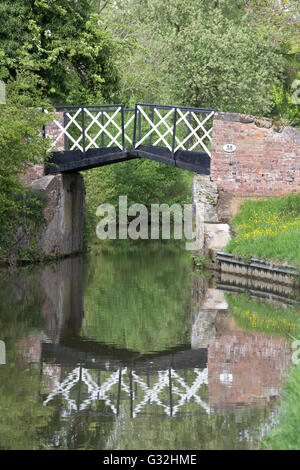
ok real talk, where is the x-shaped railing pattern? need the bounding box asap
[44,108,83,152]
[43,365,209,418]
[45,104,215,157]
[123,111,135,147]
[84,107,124,150]
[132,367,209,417]
[134,106,214,156]
[45,107,125,152]
[135,106,175,151]
[174,109,214,154]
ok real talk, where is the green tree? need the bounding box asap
[244,0,300,123]
[246,0,300,47]
[84,160,193,240]
[102,0,294,116]
[164,10,286,115]
[0,0,119,104]
[0,78,52,260]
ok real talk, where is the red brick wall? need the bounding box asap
[44,111,64,151]
[211,112,300,196]
[20,164,45,185]
[20,111,64,185]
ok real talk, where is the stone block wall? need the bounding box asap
[32,173,85,257]
[11,173,85,263]
[193,175,231,256]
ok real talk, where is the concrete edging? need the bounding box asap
[216,251,299,286]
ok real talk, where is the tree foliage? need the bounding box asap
[162,10,286,115]
[81,0,299,235]
[102,0,298,118]
[0,0,119,104]
[0,80,52,259]
[0,0,121,259]
[84,160,193,239]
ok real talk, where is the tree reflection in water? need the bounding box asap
[0,241,297,449]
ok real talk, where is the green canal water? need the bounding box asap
[0,240,298,450]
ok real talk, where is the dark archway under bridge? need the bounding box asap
[44,103,214,175]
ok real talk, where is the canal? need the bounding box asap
[0,240,298,450]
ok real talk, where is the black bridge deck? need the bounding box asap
[45,146,211,174]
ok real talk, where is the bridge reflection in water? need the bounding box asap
[42,344,209,418]
[35,256,291,422]
[15,253,293,437]
[40,329,290,420]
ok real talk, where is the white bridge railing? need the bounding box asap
[134,104,215,156]
[44,103,215,157]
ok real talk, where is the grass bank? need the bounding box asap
[225,192,300,267]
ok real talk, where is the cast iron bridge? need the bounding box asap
[44,103,215,174]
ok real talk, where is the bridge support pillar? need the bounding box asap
[32,172,85,257]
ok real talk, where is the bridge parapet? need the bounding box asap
[44,103,215,174]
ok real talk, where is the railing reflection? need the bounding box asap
[42,363,209,418]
